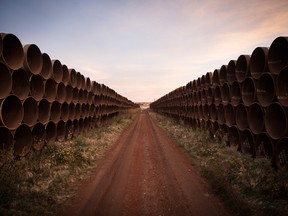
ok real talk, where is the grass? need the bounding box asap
[0,109,139,216]
[149,111,288,216]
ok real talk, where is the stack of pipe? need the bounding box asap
[151,36,288,168]
[0,33,137,158]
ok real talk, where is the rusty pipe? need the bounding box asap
[30,74,45,101]
[254,132,273,158]
[75,103,81,120]
[72,87,79,103]
[227,125,240,147]
[85,77,91,92]
[65,84,73,104]
[239,129,255,157]
[210,104,217,122]
[227,60,237,85]
[12,69,29,100]
[224,103,235,127]
[38,99,50,124]
[22,97,38,127]
[73,119,79,135]
[61,102,69,122]
[13,124,32,157]
[0,126,13,151]
[236,55,251,83]
[56,120,66,141]
[276,66,288,107]
[76,72,82,89]
[51,59,63,83]
[23,44,43,75]
[0,61,12,99]
[247,103,265,135]
[230,81,242,107]
[219,65,227,86]
[214,85,221,106]
[250,47,269,79]
[78,118,84,133]
[1,33,24,70]
[32,122,46,151]
[68,103,75,120]
[206,87,214,106]
[205,72,212,88]
[62,64,69,85]
[50,101,61,123]
[41,53,52,80]
[236,103,248,131]
[217,103,225,125]
[256,72,275,107]
[45,121,56,143]
[212,69,220,87]
[0,95,23,130]
[241,77,256,107]
[68,68,77,88]
[65,119,73,139]
[44,78,57,102]
[56,82,66,104]
[268,36,288,75]
[220,83,230,105]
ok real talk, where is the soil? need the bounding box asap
[59,111,231,216]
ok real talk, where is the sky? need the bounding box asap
[0,0,287,102]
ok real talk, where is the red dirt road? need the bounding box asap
[61,111,230,216]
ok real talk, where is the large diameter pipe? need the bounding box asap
[224,103,235,127]
[212,69,220,87]
[65,119,73,139]
[268,36,288,75]
[210,104,217,122]
[30,74,45,101]
[219,65,227,86]
[256,72,275,107]
[0,95,24,130]
[200,75,206,89]
[241,77,256,107]
[236,55,251,83]
[76,72,82,89]
[41,53,52,80]
[85,77,91,92]
[45,121,57,143]
[206,87,214,106]
[247,103,265,135]
[227,60,237,85]
[231,81,242,107]
[23,97,38,127]
[239,129,255,157]
[217,104,225,125]
[51,59,63,83]
[236,103,248,131]
[214,85,221,106]
[205,72,212,88]
[23,44,43,75]
[0,61,12,99]
[38,99,50,124]
[44,78,57,102]
[68,103,75,120]
[1,33,24,70]
[65,85,73,103]
[62,64,69,85]
[265,102,288,139]
[227,125,240,147]
[61,102,69,122]
[220,83,230,105]
[32,122,46,151]
[250,47,269,80]
[13,124,32,157]
[0,126,13,151]
[274,137,288,168]
[68,68,77,88]
[254,133,273,159]
[56,82,66,104]
[50,101,61,123]
[75,103,81,120]
[56,120,66,141]
[276,66,288,107]
[73,119,79,135]
[12,69,29,100]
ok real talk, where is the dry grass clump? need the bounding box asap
[150,111,288,216]
[0,109,139,215]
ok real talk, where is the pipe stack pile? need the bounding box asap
[151,36,288,168]
[0,33,137,158]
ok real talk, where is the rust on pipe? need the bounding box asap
[196,77,201,91]
[81,103,87,118]
[38,99,50,124]
[65,85,73,104]
[0,126,13,151]
[51,59,63,83]
[65,119,73,139]
[88,92,93,105]
[45,121,57,143]
[247,103,265,135]
[236,103,248,131]
[13,124,32,157]
[220,83,230,105]
[239,129,255,157]
[210,104,217,122]
[56,82,66,104]
[76,71,82,89]
[75,103,81,120]
[32,122,46,151]
[202,104,209,121]
[23,44,43,75]
[12,69,29,100]
[256,72,275,107]
[85,77,91,92]
[72,87,79,103]
[62,64,69,85]
[274,137,288,168]
[214,85,221,106]
[73,119,79,135]
[50,101,61,123]
[61,102,69,122]
[30,74,45,101]
[206,87,214,106]
[90,104,96,116]
[268,36,288,75]
[1,33,24,70]
[217,103,225,125]
[201,89,206,105]
[68,103,75,120]
[83,90,88,104]
[254,133,273,159]
[0,95,23,130]
[192,80,197,92]
[56,120,66,141]
[265,102,288,140]
[68,68,77,88]
[212,69,220,87]
[200,75,205,89]
[79,89,84,104]
[276,66,288,107]
[224,103,235,127]
[0,61,12,99]
[250,47,269,79]
[41,53,52,80]
[44,78,57,102]
[23,97,38,127]
[230,81,242,107]
[78,118,84,133]
[227,125,240,147]
[219,65,227,86]
[236,55,251,83]
[241,77,256,107]
[205,72,212,88]
[81,74,85,90]
[227,60,237,85]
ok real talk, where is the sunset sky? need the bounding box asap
[1,0,287,102]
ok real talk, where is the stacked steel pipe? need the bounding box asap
[0,33,137,158]
[151,36,288,168]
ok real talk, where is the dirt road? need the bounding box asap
[61,111,230,216]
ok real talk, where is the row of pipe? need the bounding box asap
[0,33,138,158]
[151,36,288,168]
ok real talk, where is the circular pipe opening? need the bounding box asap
[65,119,73,139]
[276,66,288,107]
[212,69,220,87]
[231,81,242,107]
[41,53,52,79]
[76,72,82,89]
[12,69,29,100]
[265,102,287,139]
[38,99,50,124]
[23,44,43,75]
[0,126,13,151]
[0,95,23,130]
[45,121,56,143]
[210,104,217,122]
[56,120,66,141]
[68,68,77,88]
[50,101,61,123]
[255,133,273,158]
[23,97,38,127]
[1,33,24,70]
[200,75,205,89]
[236,104,248,131]
[81,74,85,90]
[68,103,75,120]
[221,83,230,105]
[30,74,45,101]
[268,36,288,75]
[236,55,251,83]
[205,72,212,88]
[227,60,237,85]
[44,78,57,102]
[85,77,91,91]
[219,65,227,86]
[241,77,256,107]
[72,87,79,103]
[257,72,275,107]
[224,103,235,127]
[239,129,255,156]
[51,59,63,83]
[56,82,66,104]
[62,64,69,85]
[250,47,269,79]
[0,61,12,99]
[247,103,264,134]
[61,102,69,121]
[214,86,221,106]
[65,84,73,103]
[75,103,81,120]
[217,104,225,125]
[13,124,32,157]
[32,122,46,151]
